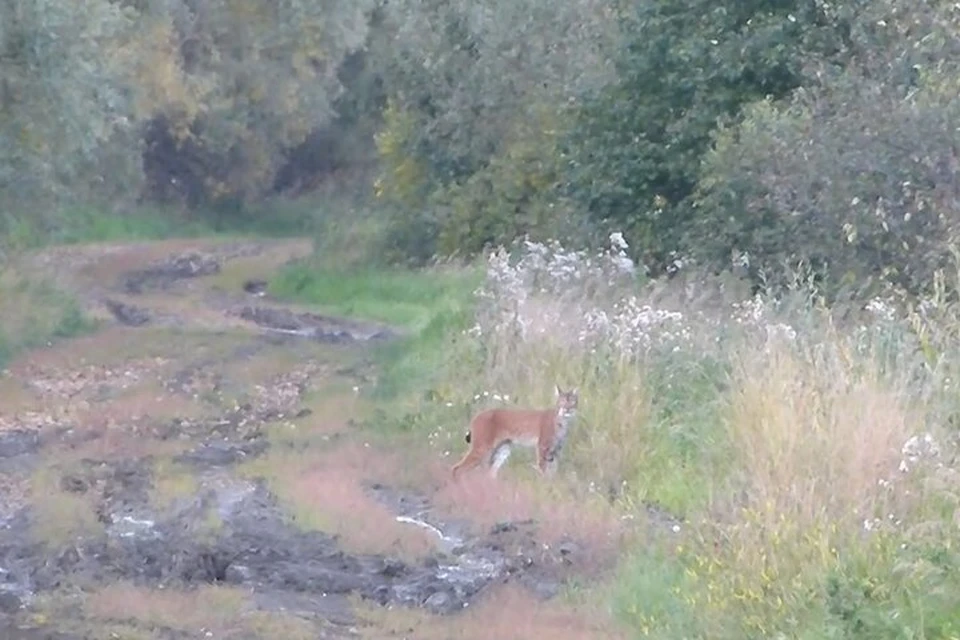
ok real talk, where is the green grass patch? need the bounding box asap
[611,549,702,639]
[0,272,98,368]
[30,463,104,547]
[270,260,481,402]
[0,192,335,256]
[270,261,479,330]
[1,205,213,250]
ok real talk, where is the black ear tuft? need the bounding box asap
[465,432,471,443]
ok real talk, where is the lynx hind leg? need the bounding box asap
[451,446,485,480]
[489,441,512,478]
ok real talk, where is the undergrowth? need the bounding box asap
[0,272,98,368]
[0,194,344,366]
[276,227,960,638]
[270,255,481,403]
[0,196,328,252]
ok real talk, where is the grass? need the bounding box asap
[11,196,934,639]
[150,458,199,511]
[238,444,438,559]
[270,258,481,401]
[271,228,960,639]
[0,270,98,369]
[0,201,221,368]
[270,261,479,330]
[0,195,331,371]
[0,205,212,251]
[29,463,103,547]
[48,582,320,640]
[352,584,627,639]
[0,195,326,252]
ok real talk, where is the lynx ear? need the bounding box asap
[570,387,579,396]
[555,384,563,396]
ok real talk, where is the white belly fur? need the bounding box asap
[511,435,540,448]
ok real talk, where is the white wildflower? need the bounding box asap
[865,297,896,322]
[609,231,629,251]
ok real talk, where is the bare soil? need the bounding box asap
[0,238,624,639]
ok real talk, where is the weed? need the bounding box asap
[274,229,960,637]
[150,459,198,511]
[270,259,480,401]
[270,261,479,331]
[84,583,248,632]
[353,584,626,639]
[0,271,98,368]
[29,464,103,547]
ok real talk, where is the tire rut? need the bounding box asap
[0,240,591,638]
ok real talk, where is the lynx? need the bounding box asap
[450,385,579,480]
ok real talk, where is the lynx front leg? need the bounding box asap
[536,440,553,476]
[537,437,562,477]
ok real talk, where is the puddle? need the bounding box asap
[0,431,40,459]
[103,298,151,326]
[175,439,269,468]
[242,279,268,296]
[395,516,465,554]
[122,252,222,294]
[107,514,159,540]
[0,457,575,625]
[0,246,591,636]
[236,306,397,343]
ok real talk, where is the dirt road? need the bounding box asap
[0,238,620,639]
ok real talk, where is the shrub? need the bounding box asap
[694,73,960,297]
[434,107,589,257]
[393,229,960,638]
[563,0,833,272]
[368,0,617,263]
[692,0,960,297]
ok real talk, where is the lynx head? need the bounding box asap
[555,385,579,418]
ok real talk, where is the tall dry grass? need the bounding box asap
[728,327,915,529]
[416,233,960,637]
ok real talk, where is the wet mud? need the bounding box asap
[235,306,398,343]
[121,252,222,294]
[0,241,593,639]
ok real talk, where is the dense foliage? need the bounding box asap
[4,0,960,292]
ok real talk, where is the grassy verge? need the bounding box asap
[270,258,481,401]
[0,194,339,366]
[0,195,333,252]
[276,229,960,639]
[0,271,98,368]
[0,204,204,367]
[0,206,212,251]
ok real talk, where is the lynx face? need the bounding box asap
[555,386,579,419]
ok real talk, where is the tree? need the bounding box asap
[369,0,618,258]
[134,0,376,207]
[0,0,141,210]
[692,0,960,296]
[563,0,839,272]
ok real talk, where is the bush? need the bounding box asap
[433,107,590,257]
[0,273,97,369]
[367,0,617,263]
[563,0,831,272]
[359,229,960,638]
[694,70,960,297]
[691,0,960,297]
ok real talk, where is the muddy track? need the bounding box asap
[0,240,595,639]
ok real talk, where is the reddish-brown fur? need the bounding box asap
[451,386,579,480]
